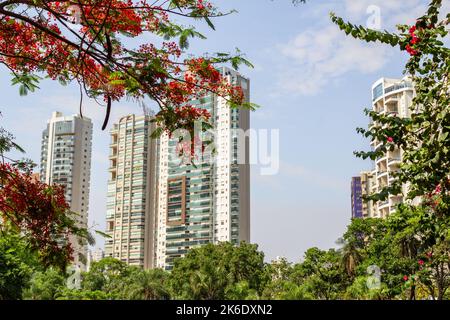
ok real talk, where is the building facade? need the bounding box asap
[351,171,374,219]
[86,248,105,271]
[365,77,415,218]
[351,176,363,219]
[155,67,251,270]
[40,111,93,270]
[104,114,159,269]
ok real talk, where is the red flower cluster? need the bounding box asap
[424,182,446,209]
[434,184,441,194]
[174,105,211,122]
[154,104,212,139]
[195,0,213,13]
[406,25,420,56]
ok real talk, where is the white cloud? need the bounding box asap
[279,25,392,95]
[275,0,442,96]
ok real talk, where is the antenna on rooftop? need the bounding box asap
[139,99,154,117]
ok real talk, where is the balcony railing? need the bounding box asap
[388,157,401,165]
[385,96,399,104]
[377,171,388,178]
[378,199,389,208]
[386,110,399,116]
[384,81,413,95]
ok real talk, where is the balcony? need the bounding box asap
[388,157,401,165]
[390,195,403,207]
[374,141,384,150]
[385,95,399,105]
[378,199,390,210]
[386,109,399,116]
[388,173,400,185]
[375,156,388,165]
[377,171,389,179]
[109,152,118,160]
[370,139,378,147]
[109,167,117,174]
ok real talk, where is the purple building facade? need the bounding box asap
[351,176,363,219]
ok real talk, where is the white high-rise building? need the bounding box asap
[104,114,159,269]
[40,111,93,270]
[155,67,251,270]
[367,77,415,218]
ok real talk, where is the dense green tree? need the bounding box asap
[121,268,171,300]
[0,232,36,300]
[264,257,294,281]
[81,257,130,298]
[23,268,66,300]
[225,281,260,300]
[292,248,349,300]
[338,218,386,278]
[56,289,111,300]
[344,276,389,300]
[78,258,171,300]
[389,204,450,300]
[169,242,266,300]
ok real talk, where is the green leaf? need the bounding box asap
[204,16,215,30]
[151,127,164,139]
[95,230,112,239]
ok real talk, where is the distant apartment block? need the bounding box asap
[351,176,363,219]
[86,248,105,271]
[155,67,251,270]
[351,171,374,219]
[40,111,93,270]
[104,115,159,269]
[92,247,105,261]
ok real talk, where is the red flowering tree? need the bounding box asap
[0,0,255,132]
[0,129,91,271]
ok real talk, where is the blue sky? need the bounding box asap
[1,0,446,262]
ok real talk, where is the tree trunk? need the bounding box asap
[437,263,444,300]
[409,285,416,300]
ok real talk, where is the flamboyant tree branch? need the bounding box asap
[0,0,255,133]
